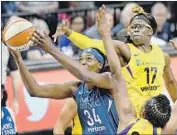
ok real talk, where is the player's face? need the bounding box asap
[129,19,153,46]
[78,52,102,72]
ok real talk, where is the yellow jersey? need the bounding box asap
[121,43,165,116]
[72,114,82,135]
[119,118,162,135]
[68,31,165,116]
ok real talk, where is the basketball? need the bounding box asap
[3,16,35,51]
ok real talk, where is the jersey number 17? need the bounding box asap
[144,67,157,84]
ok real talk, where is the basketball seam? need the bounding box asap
[3,19,28,34]
[7,26,34,45]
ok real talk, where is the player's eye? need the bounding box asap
[87,57,92,61]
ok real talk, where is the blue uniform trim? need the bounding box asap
[1,107,16,135]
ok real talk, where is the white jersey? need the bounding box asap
[2,43,9,85]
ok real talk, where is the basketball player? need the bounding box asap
[8,44,119,135]
[53,28,129,135]
[53,5,177,116]
[53,98,82,135]
[1,89,18,135]
[96,7,177,134]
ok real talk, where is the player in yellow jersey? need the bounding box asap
[96,5,177,134]
[53,5,177,116]
[53,98,82,135]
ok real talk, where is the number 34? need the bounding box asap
[84,108,102,126]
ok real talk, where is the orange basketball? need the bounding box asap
[3,16,35,51]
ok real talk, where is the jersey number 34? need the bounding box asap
[84,108,102,126]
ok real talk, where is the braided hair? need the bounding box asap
[144,94,171,128]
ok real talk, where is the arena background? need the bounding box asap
[1,1,177,135]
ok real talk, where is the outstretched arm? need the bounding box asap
[163,40,177,102]
[7,47,78,99]
[97,5,135,128]
[53,98,77,135]
[163,100,177,134]
[31,32,112,89]
[53,20,130,61]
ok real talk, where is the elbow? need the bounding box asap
[53,127,64,135]
[29,92,35,97]
[80,72,92,83]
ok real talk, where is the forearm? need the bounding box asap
[48,46,89,81]
[67,31,106,54]
[10,70,21,101]
[165,81,177,102]
[14,57,40,96]
[102,34,122,78]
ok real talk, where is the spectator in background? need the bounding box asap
[18,2,58,14]
[58,15,86,56]
[27,15,54,60]
[84,8,114,39]
[111,3,139,37]
[1,1,18,15]
[69,1,95,9]
[151,2,172,42]
[18,2,59,37]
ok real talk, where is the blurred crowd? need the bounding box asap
[2,1,177,61]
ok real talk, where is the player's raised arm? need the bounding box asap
[7,47,79,99]
[163,40,177,102]
[53,20,130,61]
[31,31,112,89]
[97,5,135,127]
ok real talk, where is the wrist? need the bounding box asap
[65,29,72,37]
[101,32,111,37]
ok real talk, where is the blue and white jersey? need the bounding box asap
[1,107,17,135]
[74,82,119,135]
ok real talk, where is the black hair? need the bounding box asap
[70,14,86,25]
[144,94,171,128]
[1,87,7,107]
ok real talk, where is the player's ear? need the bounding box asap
[148,29,153,36]
[98,63,103,71]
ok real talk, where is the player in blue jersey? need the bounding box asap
[1,89,18,135]
[7,38,119,134]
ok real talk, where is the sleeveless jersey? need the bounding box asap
[118,118,161,135]
[74,82,119,135]
[121,43,165,116]
[1,107,16,135]
[72,114,82,134]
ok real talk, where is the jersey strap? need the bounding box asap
[118,118,140,135]
[153,127,157,135]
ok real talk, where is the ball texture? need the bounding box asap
[3,16,35,51]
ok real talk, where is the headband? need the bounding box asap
[82,48,105,65]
